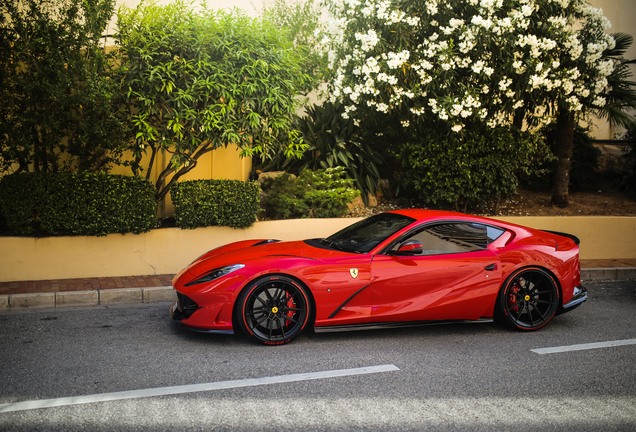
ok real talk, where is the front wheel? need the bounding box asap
[497,268,560,331]
[236,275,311,345]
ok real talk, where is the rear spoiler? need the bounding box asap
[542,230,580,245]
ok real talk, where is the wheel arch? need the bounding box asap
[499,264,563,302]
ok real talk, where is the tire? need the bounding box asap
[236,275,311,345]
[496,267,560,331]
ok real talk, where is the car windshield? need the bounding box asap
[321,213,415,253]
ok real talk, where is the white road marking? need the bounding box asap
[531,338,636,355]
[0,364,399,414]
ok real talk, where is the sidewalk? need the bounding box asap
[0,274,175,311]
[1,260,634,311]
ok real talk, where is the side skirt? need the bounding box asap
[314,318,494,334]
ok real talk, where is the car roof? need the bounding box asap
[387,208,483,221]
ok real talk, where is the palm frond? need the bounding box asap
[595,33,636,129]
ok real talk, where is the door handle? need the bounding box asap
[484,263,497,271]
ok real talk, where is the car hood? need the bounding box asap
[174,239,346,286]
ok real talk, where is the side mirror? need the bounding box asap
[396,240,423,255]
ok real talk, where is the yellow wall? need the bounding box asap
[1,216,634,282]
[111,145,252,217]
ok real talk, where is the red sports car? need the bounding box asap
[170,209,587,345]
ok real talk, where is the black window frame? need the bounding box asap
[382,221,506,257]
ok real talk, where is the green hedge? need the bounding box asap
[0,172,157,236]
[171,180,260,229]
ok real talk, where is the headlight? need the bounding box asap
[185,264,245,287]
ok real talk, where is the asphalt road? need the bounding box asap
[0,281,634,431]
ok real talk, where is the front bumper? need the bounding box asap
[169,291,234,334]
[558,285,588,314]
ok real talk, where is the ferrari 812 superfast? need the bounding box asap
[170,210,587,345]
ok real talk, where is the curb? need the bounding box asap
[0,286,175,312]
[581,267,636,282]
[0,268,634,312]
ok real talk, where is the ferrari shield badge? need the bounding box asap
[350,268,359,279]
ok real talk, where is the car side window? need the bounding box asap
[486,225,505,243]
[390,223,491,256]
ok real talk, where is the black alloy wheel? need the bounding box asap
[497,268,560,331]
[237,275,311,345]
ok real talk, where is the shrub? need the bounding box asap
[171,180,260,229]
[1,0,127,174]
[293,102,385,203]
[261,167,360,219]
[618,122,636,194]
[395,124,549,211]
[0,172,157,236]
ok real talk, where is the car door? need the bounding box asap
[368,222,503,322]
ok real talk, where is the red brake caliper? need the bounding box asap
[508,284,520,313]
[285,295,296,328]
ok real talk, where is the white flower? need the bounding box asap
[592,96,606,107]
[362,56,381,75]
[472,60,485,74]
[498,77,512,90]
[451,124,463,132]
[386,50,410,69]
[377,72,398,85]
[521,5,533,17]
[375,102,389,113]
[355,29,379,52]
[410,106,425,116]
[401,120,410,128]
[471,15,493,29]
[579,88,590,98]
[566,95,582,111]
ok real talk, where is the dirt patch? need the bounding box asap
[351,184,636,218]
[494,187,636,217]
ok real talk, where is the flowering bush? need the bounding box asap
[323,0,616,132]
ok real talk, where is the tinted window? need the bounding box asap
[389,223,488,256]
[486,225,505,244]
[323,213,415,253]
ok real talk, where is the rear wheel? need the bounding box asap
[497,268,560,331]
[236,275,311,345]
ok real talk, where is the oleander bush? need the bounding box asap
[171,180,260,229]
[0,172,156,236]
